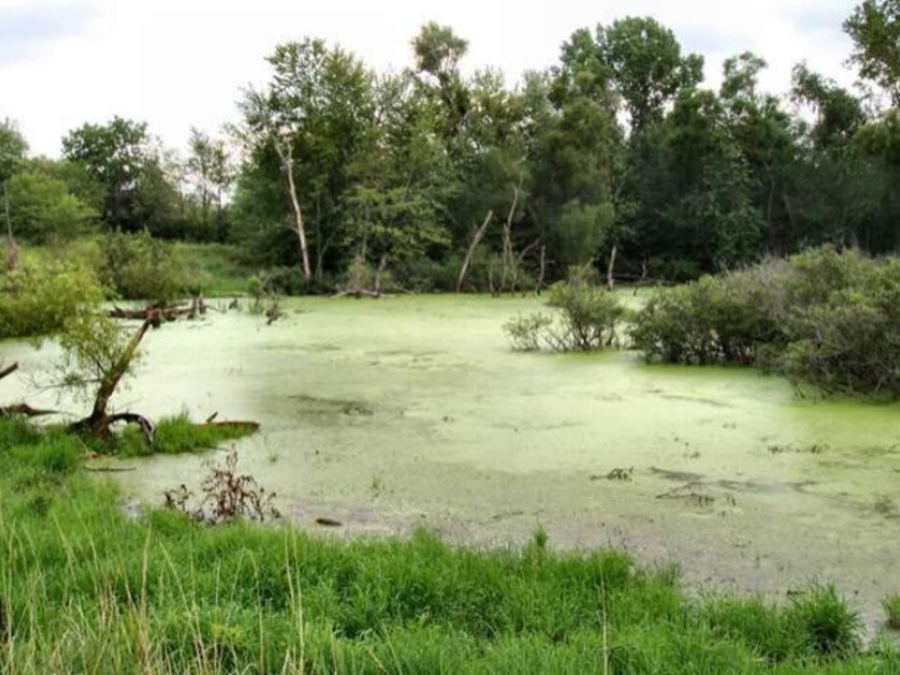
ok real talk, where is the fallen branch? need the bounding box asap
[84,467,137,474]
[0,362,18,382]
[0,404,60,418]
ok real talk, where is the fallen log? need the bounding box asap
[0,404,60,418]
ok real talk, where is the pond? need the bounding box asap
[3,294,899,633]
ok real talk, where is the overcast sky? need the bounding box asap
[1,0,858,158]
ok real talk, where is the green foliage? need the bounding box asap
[0,416,894,673]
[883,594,900,630]
[504,268,624,352]
[504,313,554,352]
[98,230,186,302]
[0,263,103,339]
[845,0,900,105]
[62,117,176,233]
[8,170,97,243]
[115,414,259,458]
[55,312,134,404]
[784,586,863,658]
[545,269,625,350]
[632,247,900,398]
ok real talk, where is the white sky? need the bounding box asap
[1,0,858,158]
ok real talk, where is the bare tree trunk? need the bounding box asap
[374,254,388,297]
[456,210,493,294]
[3,180,18,273]
[501,180,522,293]
[537,246,546,296]
[278,144,311,281]
[607,245,618,292]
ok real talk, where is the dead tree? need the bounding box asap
[607,245,618,292]
[456,210,493,293]
[501,181,523,293]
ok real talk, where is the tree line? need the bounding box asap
[4,0,900,293]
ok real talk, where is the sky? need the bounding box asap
[0,0,858,158]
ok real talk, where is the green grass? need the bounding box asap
[20,238,253,299]
[0,417,897,674]
[884,595,900,631]
[115,413,259,457]
[171,242,253,297]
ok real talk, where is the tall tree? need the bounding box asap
[598,17,704,134]
[845,0,900,105]
[238,39,373,280]
[62,117,173,233]
[0,120,28,270]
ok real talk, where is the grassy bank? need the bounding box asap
[20,238,252,299]
[0,418,897,674]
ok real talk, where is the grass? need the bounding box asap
[0,418,898,673]
[20,238,253,299]
[884,595,900,631]
[116,413,259,457]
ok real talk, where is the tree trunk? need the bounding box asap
[278,144,311,281]
[607,245,618,292]
[71,316,157,441]
[501,181,522,293]
[537,246,546,296]
[456,210,493,294]
[374,254,388,297]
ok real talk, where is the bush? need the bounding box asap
[503,313,554,352]
[631,266,783,366]
[504,267,624,353]
[632,247,900,398]
[545,271,624,351]
[99,230,186,303]
[0,263,104,339]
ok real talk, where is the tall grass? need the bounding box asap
[0,418,897,674]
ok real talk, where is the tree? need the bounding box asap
[8,170,97,244]
[0,120,28,270]
[62,117,174,233]
[238,39,374,281]
[598,17,704,133]
[845,0,900,106]
[187,128,233,235]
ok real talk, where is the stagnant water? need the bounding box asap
[2,295,899,634]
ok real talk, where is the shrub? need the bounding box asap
[503,267,625,353]
[545,272,624,351]
[632,247,900,398]
[503,313,554,352]
[99,230,186,303]
[0,263,103,339]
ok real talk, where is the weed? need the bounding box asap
[884,595,900,630]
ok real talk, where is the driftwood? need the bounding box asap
[456,210,493,293]
[0,404,60,418]
[0,363,60,417]
[110,296,206,325]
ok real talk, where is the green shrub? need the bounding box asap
[99,230,186,303]
[0,263,103,339]
[503,313,554,352]
[545,270,625,351]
